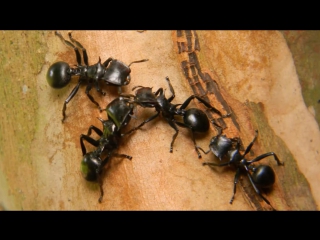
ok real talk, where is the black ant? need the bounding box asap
[121,76,231,158]
[46,31,148,122]
[198,130,284,210]
[80,96,143,203]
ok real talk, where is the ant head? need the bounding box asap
[80,152,101,182]
[46,61,72,88]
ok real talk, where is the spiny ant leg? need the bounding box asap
[230,168,241,204]
[68,32,88,66]
[80,134,99,156]
[164,76,175,102]
[62,79,82,122]
[248,152,284,166]
[55,31,82,66]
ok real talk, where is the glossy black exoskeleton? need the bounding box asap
[80,96,143,203]
[199,130,284,210]
[122,76,231,158]
[46,31,148,122]
[197,127,240,161]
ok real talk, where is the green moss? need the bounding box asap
[0,31,49,209]
[0,31,48,164]
[281,30,320,128]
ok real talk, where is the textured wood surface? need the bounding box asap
[0,30,318,210]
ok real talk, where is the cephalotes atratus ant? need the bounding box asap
[46,31,148,122]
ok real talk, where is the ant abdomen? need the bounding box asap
[252,165,276,188]
[46,61,71,88]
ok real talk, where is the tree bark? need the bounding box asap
[0,30,318,210]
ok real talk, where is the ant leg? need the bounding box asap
[167,120,179,153]
[122,112,160,136]
[243,165,275,209]
[248,152,284,166]
[181,95,230,118]
[80,134,99,156]
[197,129,224,155]
[68,32,88,66]
[87,125,103,136]
[55,31,82,66]
[197,146,211,155]
[85,84,102,110]
[230,168,241,204]
[128,59,149,67]
[202,161,230,167]
[210,119,223,135]
[113,153,133,160]
[131,86,145,91]
[164,76,175,102]
[117,86,123,95]
[154,88,164,97]
[243,130,258,157]
[98,176,104,203]
[175,121,202,158]
[94,79,106,97]
[62,79,82,122]
[120,93,135,99]
[102,57,113,67]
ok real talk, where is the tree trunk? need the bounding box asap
[0,30,318,210]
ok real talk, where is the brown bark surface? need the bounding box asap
[0,30,318,210]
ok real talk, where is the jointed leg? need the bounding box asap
[62,79,82,122]
[175,121,202,158]
[164,76,175,102]
[243,165,275,210]
[167,120,179,153]
[68,32,88,66]
[180,95,231,118]
[248,152,284,166]
[243,130,258,156]
[102,57,113,67]
[122,112,160,136]
[86,125,103,136]
[55,31,82,66]
[230,168,241,204]
[80,134,99,156]
[85,83,102,110]
[128,59,149,67]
